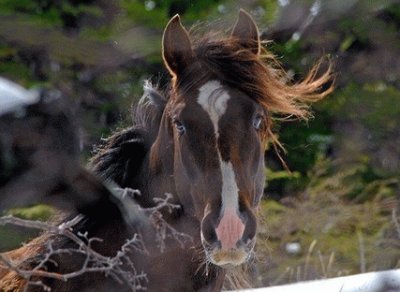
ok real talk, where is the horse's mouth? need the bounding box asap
[207,247,249,267]
[201,233,255,268]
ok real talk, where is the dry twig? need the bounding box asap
[0,215,148,291]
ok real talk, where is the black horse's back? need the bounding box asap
[90,127,148,187]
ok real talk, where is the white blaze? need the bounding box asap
[197,81,240,211]
[220,161,240,210]
[197,80,230,138]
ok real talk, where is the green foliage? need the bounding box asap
[386,2,400,20]
[258,0,280,25]
[307,156,398,203]
[266,111,334,195]
[0,61,34,84]
[268,39,303,73]
[269,79,400,196]
[121,0,222,28]
[0,0,102,27]
[0,0,41,14]
[279,114,333,174]
[338,17,370,48]
[327,83,400,138]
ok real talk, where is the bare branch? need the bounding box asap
[0,215,148,291]
[140,193,193,252]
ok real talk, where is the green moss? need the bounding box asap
[266,168,301,181]
[7,204,55,221]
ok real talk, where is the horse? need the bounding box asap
[0,9,332,291]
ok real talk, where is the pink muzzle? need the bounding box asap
[215,207,245,250]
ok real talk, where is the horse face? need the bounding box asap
[162,11,266,267]
[171,80,267,267]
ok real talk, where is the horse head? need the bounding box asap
[152,10,267,268]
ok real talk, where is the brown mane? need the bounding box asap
[193,36,333,118]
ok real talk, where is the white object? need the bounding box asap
[230,269,400,292]
[285,242,301,255]
[0,77,39,115]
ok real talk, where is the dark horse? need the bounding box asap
[0,10,332,291]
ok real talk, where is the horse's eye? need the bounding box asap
[253,115,263,130]
[174,120,186,135]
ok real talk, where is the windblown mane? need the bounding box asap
[191,35,333,119]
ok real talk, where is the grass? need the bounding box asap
[255,157,400,287]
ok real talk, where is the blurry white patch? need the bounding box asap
[285,242,302,255]
[0,77,39,115]
[197,80,230,137]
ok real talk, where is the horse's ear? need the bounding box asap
[231,9,261,55]
[162,14,193,77]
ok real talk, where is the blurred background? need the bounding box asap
[0,0,399,288]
